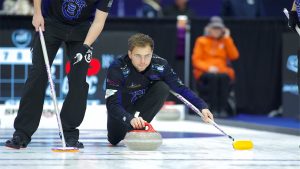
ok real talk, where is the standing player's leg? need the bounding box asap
[6,28,62,149]
[60,41,89,148]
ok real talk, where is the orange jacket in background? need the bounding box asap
[192,36,239,80]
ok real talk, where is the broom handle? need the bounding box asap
[170,90,235,141]
[39,27,66,148]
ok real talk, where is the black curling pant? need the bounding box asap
[13,18,90,143]
[196,73,231,114]
[107,81,170,145]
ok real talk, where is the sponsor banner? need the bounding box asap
[0,29,136,104]
[282,33,299,120]
[0,105,107,129]
[0,104,186,129]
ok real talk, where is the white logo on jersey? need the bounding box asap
[105,89,118,99]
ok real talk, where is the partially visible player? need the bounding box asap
[288,1,300,93]
[5,0,113,149]
[105,33,214,145]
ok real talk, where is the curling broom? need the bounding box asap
[170,90,253,150]
[39,27,79,153]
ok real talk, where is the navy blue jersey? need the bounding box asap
[105,54,208,125]
[296,0,300,21]
[42,0,113,25]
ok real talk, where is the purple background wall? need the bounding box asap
[109,0,293,18]
[0,0,293,18]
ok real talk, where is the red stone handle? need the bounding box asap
[130,122,157,133]
[144,122,156,132]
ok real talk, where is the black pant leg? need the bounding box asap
[134,81,170,122]
[60,41,90,140]
[197,73,219,112]
[106,95,136,146]
[14,29,62,141]
[217,74,230,112]
[106,81,170,145]
[107,114,128,146]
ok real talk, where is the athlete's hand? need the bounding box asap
[32,13,44,32]
[201,109,214,123]
[73,44,93,65]
[288,11,300,32]
[130,117,146,129]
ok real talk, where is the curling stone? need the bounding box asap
[156,108,181,121]
[156,101,181,121]
[124,122,162,151]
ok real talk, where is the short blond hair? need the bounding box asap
[128,33,154,51]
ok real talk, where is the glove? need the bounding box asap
[288,11,300,32]
[73,44,93,65]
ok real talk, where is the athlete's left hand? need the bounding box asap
[73,44,93,65]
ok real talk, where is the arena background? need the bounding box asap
[0,0,299,169]
[0,15,298,119]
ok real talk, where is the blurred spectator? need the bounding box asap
[221,0,265,18]
[140,0,163,18]
[192,16,239,117]
[0,0,4,10]
[163,0,195,18]
[1,0,33,15]
[288,0,300,95]
[176,15,188,59]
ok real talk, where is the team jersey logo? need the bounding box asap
[149,74,160,80]
[129,89,146,103]
[107,78,120,87]
[127,82,142,89]
[105,89,118,99]
[152,64,165,73]
[62,0,86,21]
[120,65,130,77]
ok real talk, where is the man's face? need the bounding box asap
[128,45,153,72]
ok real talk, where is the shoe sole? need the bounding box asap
[5,144,27,149]
[5,145,21,149]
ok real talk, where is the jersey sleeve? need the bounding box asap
[105,66,134,129]
[97,0,113,12]
[161,60,208,110]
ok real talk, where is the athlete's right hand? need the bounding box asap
[130,117,146,129]
[32,13,44,32]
